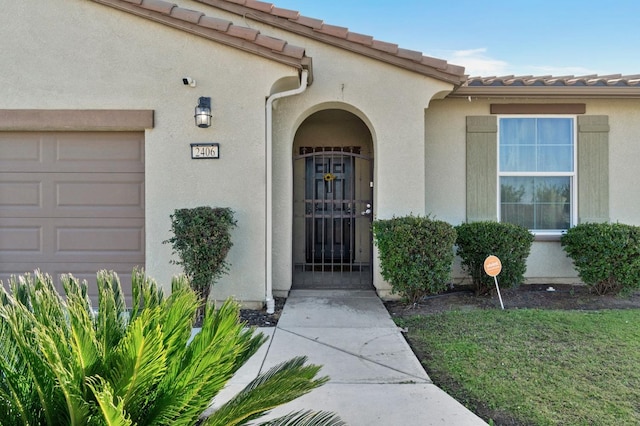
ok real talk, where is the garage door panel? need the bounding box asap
[0,264,139,306]
[0,218,144,263]
[55,173,144,217]
[0,224,42,253]
[55,218,145,260]
[0,179,42,208]
[0,133,44,167]
[0,173,144,218]
[57,133,144,169]
[1,131,144,305]
[0,132,144,173]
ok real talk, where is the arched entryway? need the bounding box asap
[292,109,374,289]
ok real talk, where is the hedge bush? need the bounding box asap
[455,221,534,294]
[164,207,236,314]
[373,215,456,304]
[561,222,640,294]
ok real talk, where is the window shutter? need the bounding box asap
[577,115,609,223]
[466,116,498,222]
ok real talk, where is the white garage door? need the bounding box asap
[0,131,144,303]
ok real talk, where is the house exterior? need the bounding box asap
[1,0,639,308]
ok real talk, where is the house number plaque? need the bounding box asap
[191,143,220,159]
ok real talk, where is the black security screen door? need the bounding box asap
[293,147,373,289]
[306,153,353,262]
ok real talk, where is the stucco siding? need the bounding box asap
[1,0,299,302]
[264,47,454,294]
[425,97,640,284]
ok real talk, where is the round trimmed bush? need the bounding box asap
[373,215,456,304]
[561,222,640,294]
[455,221,534,295]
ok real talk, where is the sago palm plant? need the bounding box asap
[0,269,344,426]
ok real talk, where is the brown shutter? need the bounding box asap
[577,115,609,223]
[466,116,498,222]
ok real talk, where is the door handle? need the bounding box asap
[361,203,372,216]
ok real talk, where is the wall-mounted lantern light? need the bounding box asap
[194,97,212,128]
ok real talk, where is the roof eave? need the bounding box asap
[91,0,310,74]
[449,86,640,99]
[196,0,466,86]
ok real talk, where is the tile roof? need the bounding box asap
[466,74,640,87]
[91,0,311,72]
[451,74,640,98]
[195,0,467,86]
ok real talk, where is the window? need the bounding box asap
[498,117,576,233]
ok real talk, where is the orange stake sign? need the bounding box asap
[483,255,502,277]
[484,255,505,309]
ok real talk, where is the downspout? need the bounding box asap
[265,69,309,313]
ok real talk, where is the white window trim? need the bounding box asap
[496,115,578,236]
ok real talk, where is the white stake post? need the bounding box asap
[484,255,504,310]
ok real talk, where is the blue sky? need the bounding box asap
[272,1,640,77]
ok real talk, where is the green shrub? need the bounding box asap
[455,221,534,294]
[0,269,343,426]
[164,207,236,315]
[373,215,457,303]
[561,222,640,294]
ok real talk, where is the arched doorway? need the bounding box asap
[292,109,374,289]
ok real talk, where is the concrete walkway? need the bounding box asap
[213,289,487,425]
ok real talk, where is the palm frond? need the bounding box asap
[63,275,101,375]
[34,319,90,426]
[187,300,266,376]
[257,410,346,426]
[130,267,164,322]
[158,276,198,365]
[110,307,168,423]
[96,271,128,361]
[144,299,266,425]
[0,275,61,425]
[0,322,33,426]
[87,376,133,426]
[204,356,330,426]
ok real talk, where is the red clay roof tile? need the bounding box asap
[315,24,349,39]
[226,25,260,41]
[244,0,273,13]
[170,7,204,23]
[255,34,287,51]
[346,32,374,46]
[396,47,424,62]
[141,0,176,14]
[293,15,324,30]
[198,15,232,31]
[281,43,305,59]
[270,6,299,20]
[371,39,398,54]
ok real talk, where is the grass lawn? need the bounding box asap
[398,309,640,426]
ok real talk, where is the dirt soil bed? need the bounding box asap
[384,283,640,318]
[240,285,640,327]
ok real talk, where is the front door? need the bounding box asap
[293,146,373,289]
[306,153,353,263]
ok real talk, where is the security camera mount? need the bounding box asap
[182,77,196,87]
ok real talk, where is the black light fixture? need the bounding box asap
[194,97,212,128]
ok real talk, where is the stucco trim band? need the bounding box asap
[490,103,586,115]
[0,110,154,131]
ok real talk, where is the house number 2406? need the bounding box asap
[190,143,220,159]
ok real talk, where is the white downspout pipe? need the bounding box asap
[265,69,309,313]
